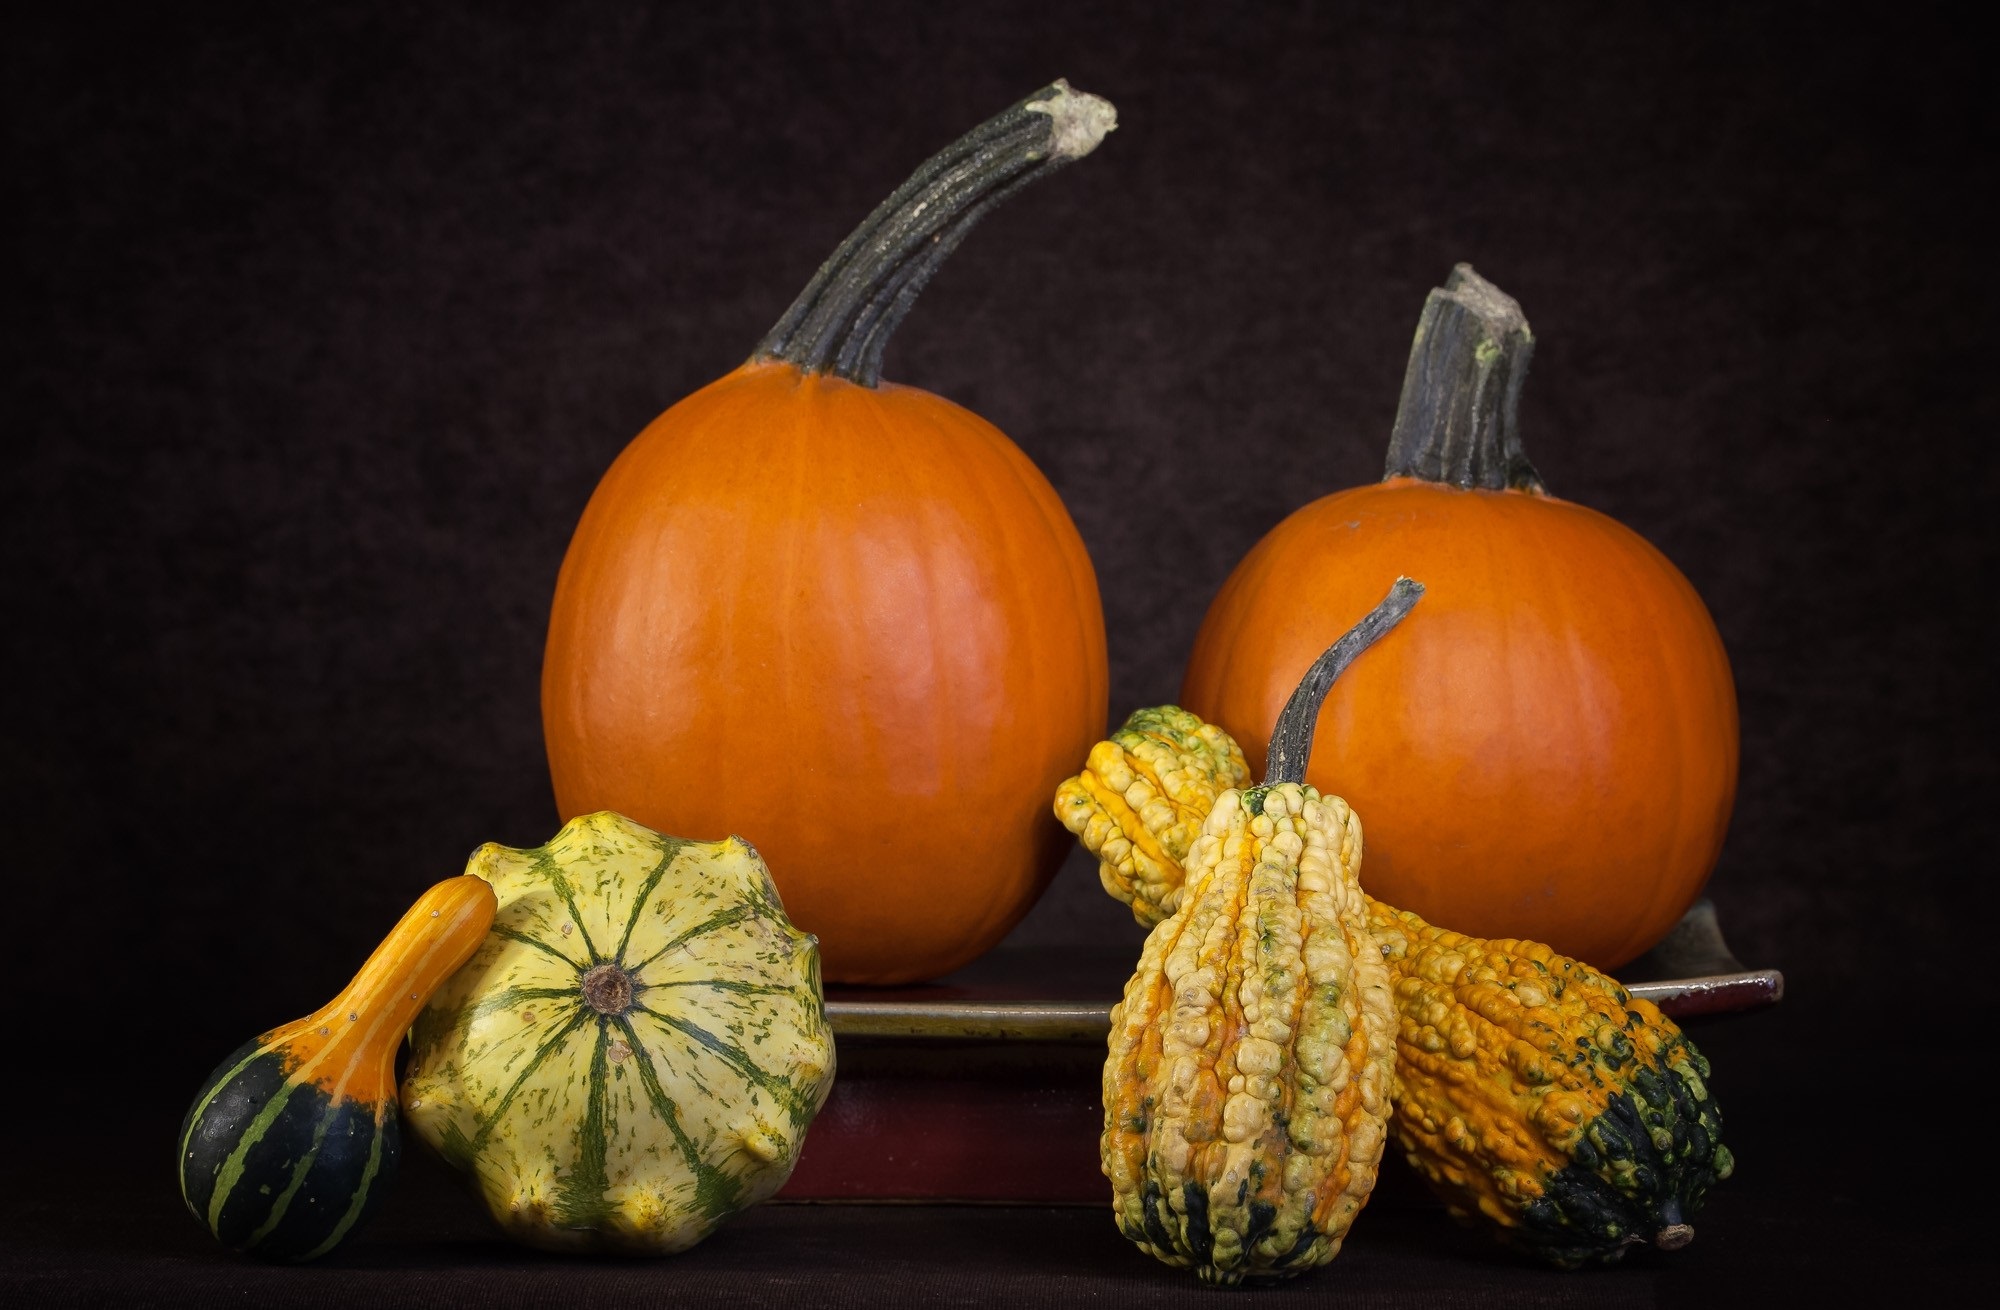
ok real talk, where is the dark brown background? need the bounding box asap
[8,1,1992,1301]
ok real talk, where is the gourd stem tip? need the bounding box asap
[1030,79,1118,160]
[1262,577,1424,786]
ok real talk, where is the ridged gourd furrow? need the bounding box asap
[1104,783,1394,1285]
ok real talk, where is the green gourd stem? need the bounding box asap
[1382,264,1546,493]
[752,80,1116,387]
[1262,577,1425,786]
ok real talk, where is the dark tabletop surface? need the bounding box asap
[8,998,1988,1307]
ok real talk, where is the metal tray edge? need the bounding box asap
[824,966,1783,1042]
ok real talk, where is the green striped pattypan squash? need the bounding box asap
[401,811,834,1254]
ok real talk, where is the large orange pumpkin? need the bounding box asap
[1182,266,1737,969]
[542,83,1114,983]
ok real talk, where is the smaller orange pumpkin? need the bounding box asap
[1183,266,1738,969]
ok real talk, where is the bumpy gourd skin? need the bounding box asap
[1057,706,1251,926]
[1367,901,1731,1266]
[1059,704,1733,1268]
[1103,783,1396,1286]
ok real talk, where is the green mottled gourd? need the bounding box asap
[1057,585,1733,1267]
[401,811,835,1255]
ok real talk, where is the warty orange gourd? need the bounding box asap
[1061,625,1733,1266]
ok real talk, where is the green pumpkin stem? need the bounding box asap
[1262,577,1425,787]
[1382,264,1545,493]
[752,80,1116,388]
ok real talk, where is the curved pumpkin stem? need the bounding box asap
[752,80,1116,387]
[1262,577,1425,786]
[1382,264,1545,493]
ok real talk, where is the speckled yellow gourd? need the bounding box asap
[1092,581,1425,1285]
[1059,704,1252,929]
[1104,782,1397,1285]
[1054,705,1248,923]
[1059,702,1734,1268]
[401,811,834,1255]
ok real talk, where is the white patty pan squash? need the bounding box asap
[401,811,835,1254]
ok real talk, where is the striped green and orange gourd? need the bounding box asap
[177,874,496,1261]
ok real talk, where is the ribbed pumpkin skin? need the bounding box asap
[402,811,835,1255]
[178,875,496,1261]
[1182,480,1738,969]
[542,362,1108,984]
[1103,784,1396,1285]
[1368,900,1732,1266]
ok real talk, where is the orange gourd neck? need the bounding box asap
[750,80,1114,388]
[265,875,496,1102]
[1380,264,1547,494]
